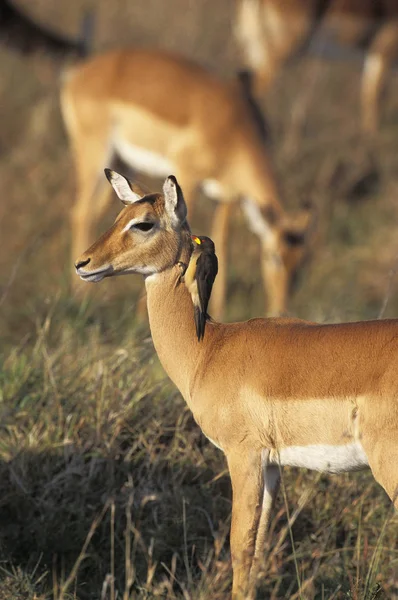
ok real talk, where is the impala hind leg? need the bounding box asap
[251,458,280,585]
[361,23,398,134]
[235,0,312,95]
[227,449,278,599]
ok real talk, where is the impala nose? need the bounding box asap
[75,257,91,270]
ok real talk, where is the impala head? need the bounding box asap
[242,200,314,315]
[75,170,190,282]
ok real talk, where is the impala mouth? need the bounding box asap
[76,265,113,282]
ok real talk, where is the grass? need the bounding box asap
[0,296,397,599]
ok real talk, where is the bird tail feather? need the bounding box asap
[194,306,206,341]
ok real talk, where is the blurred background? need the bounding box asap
[2,0,398,347]
[0,1,397,598]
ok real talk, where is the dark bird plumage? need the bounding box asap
[184,235,218,341]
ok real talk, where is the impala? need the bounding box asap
[75,170,397,599]
[235,0,398,133]
[61,48,313,318]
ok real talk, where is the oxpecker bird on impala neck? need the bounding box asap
[184,235,218,341]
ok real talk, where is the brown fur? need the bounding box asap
[75,173,398,599]
[235,0,398,132]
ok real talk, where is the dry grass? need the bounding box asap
[1,1,398,598]
[1,304,397,599]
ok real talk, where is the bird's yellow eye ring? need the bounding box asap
[192,236,201,245]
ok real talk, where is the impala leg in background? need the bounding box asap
[227,449,265,600]
[361,23,398,134]
[235,0,312,95]
[61,85,114,283]
[69,137,113,290]
[260,242,288,316]
[209,203,232,321]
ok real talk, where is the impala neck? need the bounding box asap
[144,244,201,403]
[235,137,284,218]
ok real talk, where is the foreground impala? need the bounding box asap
[75,170,397,599]
[235,0,398,133]
[62,48,313,318]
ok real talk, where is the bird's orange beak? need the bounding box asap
[192,236,201,245]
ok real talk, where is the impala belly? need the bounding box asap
[112,103,178,178]
[269,442,368,474]
[114,138,176,178]
[242,387,368,473]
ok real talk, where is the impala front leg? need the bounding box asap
[227,448,265,600]
[261,244,288,316]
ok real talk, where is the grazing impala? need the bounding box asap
[235,0,398,133]
[75,170,397,599]
[61,48,313,318]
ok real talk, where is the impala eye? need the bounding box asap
[133,222,154,232]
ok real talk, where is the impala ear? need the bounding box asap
[104,169,142,205]
[163,175,187,226]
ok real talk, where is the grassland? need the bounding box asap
[1,297,397,600]
[1,1,398,598]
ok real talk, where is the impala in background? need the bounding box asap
[75,170,398,599]
[235,0,398,133]
[61,48,314,318]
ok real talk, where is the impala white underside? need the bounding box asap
[114,137,226,201]
[114,138,176,178]
[204,435,368,474]
[269,442,369,474]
